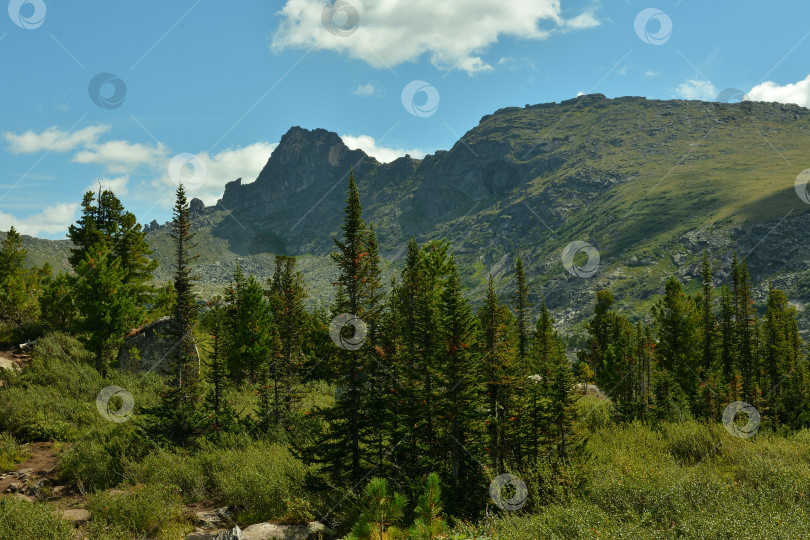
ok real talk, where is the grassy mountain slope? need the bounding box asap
[12,94,810,333]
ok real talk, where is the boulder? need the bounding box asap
[0,357,20,373]
[190,198,205,214]
[117,316,200,375]
[575,383,606,398]
[59,508,90,525]
[241,521,332,540]
[216,526,243,540]
[196,507,235,530]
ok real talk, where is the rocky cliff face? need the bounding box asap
[217,127,372,215]
[151,94,810,331]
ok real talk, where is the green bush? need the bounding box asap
[31,332,93,366]
[578,396,614,432]
[660,420,722,465]
[0,496,74,540]
[124,449,207,503]
[200,440,307,522]
[87,483,189,539]
[57,426,150,493]
[0,432,29,472]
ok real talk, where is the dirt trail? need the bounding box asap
[0,441,60,493]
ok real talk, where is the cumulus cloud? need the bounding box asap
[73,140,168,175]
[0,203,80,237]
[272,0,600,74]
[4,125,167,176]
[340,134,425,163]
[746,73,810,107]
[4,125,110,154]
[675,78,718,100]
[150,142,278,206]
[84,176,131,196]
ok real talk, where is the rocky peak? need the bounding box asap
[218,126,372,211]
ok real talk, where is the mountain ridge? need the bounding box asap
[12,93,810,333]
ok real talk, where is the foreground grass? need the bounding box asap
[4,335,810,538]
[490,400,810,539]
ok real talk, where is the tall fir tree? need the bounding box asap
[511,256,532,364]
[156,183,206,443]
[436,256,484,515]
[700,253,717,373]
[652,277,700,402]
[73,244,139,375]
[318,170,379,485]
[267,255,307,428]
[478,275,518,473]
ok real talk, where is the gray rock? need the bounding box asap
[190,198,205,214]
[215,526,243,540]
[118,316,200,375]
[59,508,90,524]
[0,357,20,373]
[241,521,332,540]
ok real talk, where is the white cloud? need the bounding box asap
[151,142,278,206]
[746,73,810,108]
[73,140,168,175]
[4,125,110,154]
[0,203,80,237]
[340,134,425,163]
[84,176,130,197]
[272,0,599,74]
[563,10,599,30]
[645,70,660,78]
[4,125,166,176]
[675,78,718,100]
[353,82,379,96]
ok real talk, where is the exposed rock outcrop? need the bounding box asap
[117,316,200,375]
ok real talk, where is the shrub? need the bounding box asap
[0,496,74,540]
[124,449,206,503]
[87,483,188,539]
[660,420,722,465]
[200,441,307,522]
[57,426,150,493]
[0,432,29,472]
[31,332,93,365]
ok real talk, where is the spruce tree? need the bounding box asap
[700,253,717,373]
[152,182,207,443]
[436,256,483,514]
[0,226,26,279]
[652,277,700,401]
[0,226,37,328]
[319,170,378,485]
[267,255,306,428]
[68,189,156,298]
[736,258,756,400]
[203,297,227,425]
[512,256,532,364]
[169,183,199,389]
[73,244,139,375]
[719,284,736,381]
[478,275,517,473]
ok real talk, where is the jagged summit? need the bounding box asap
[91,95,810,328]
[217,126,371,211]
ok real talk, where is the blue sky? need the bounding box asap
[2,0,809,238]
